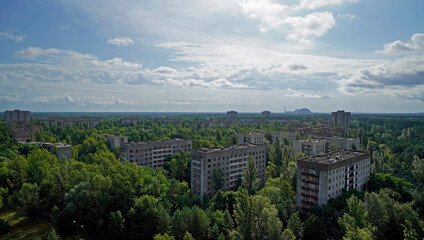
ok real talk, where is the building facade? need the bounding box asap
[293,139,327,155]
[296,150,370,214]
[227,110,238,118]
[120,139,192,168]
[191,144,266,197]
[5,110,31,124]
[99,134,128,149]
[237,133,265,145]
[293,137,361,155]
[332,110,351,128]
[261,110,271,117]
[270,132,298,144]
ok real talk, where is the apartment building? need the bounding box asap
[19,142,72,160]
[293,139,327,155]
[99,134,128,149]
[5,110,31,124]
[227,110,238,118]
[191,144,266,197]
[332,110,351,128]
[293,137,361,155]
[297,150,370,214]
[120,139,192,168]
[270,132,298,144]
[261,110,271,117]
[237,133,265,145]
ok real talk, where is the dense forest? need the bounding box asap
[0,115,424,240]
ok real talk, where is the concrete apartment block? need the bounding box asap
[237,133,265,145]
[261,110,271,117]
[332,110,351,128]
[296,150,370,215]
[5,110,31,124]
[270,132,298,144]
[293,137,361,155]
[191,144,266,197]
[99,134,128,149]
[120,139,192,168]
[226,110,238,118]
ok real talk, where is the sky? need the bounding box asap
[1,0,424,113]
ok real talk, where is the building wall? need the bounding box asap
[56,144,72,160]
[237,133,264,145]
[297,152,370,214]
[120,139,192,168]
[270,132,297,144]
[191,144,266,197]
[5,110,31,123]
[331,110,351,128]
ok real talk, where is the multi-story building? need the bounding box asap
[120,139,192,168]
[332,110,351,128]
[34,117,103,127]
[191,144,266,197]
[293,139,327,155]
[293,138,361,155]
[227,110,238,118]
[270,132,298,144]
[5,110,31,124]
[99,134,128,149]
[237,133,264,145]
[297,150,370,214]
[261,110,271,117]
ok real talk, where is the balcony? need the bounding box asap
[302,178,319,184]
[302,171,319,177]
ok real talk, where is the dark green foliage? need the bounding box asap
[0,218,10,236]
[365,173,413,202]
[302,215,327,240]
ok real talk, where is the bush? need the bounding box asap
[0,218,10,236]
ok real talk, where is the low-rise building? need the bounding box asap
[237,133,264,145]
[120,139,192,168]
[333,138,360,150]
[191,144,266,197]
[296,150,370,214]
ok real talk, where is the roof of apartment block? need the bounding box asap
[298,150,370,165]
[193,143,264,153]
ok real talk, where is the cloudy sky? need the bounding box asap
[1,0,424,113]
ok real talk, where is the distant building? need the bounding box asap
[293,137,361,155]
[56,142,72,160]
[120,139,192,168]
[19,142,72,160]
[227,110,238,118]
[261,110,271,117]
[99,134,128,149]
[237,133,264,145]
[191,144,266,197]
[34,117,103,127]
[270,132,298,144]
[5,110,31,124]
[293,139,327,155]
[332,110,351,128]
[297,150,370,214]
[294,108,312,114]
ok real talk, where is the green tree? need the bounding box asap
[183,231,195,240]
[154,233,176,240]
[242,156,259,195]
[47,228,61,240]
[287,213,302,240]
[302,215,327,240]
[282,229,296,240]
[213,169,224,192]
[338,196,375,240]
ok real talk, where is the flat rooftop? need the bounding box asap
[298,150,369,165]
[193,143,263,153]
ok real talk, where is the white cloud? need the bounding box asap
[338,55,424,101]
[0,30,26,42]
[284,12,336,47]
[284,88,330,99]
[299,0,359,10]
[31,95,76,103]
[14,47,141,68]
[107,37,134,47]
[377,33,424,55]
[338,13,356,22]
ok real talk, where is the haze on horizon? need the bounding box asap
[1,0,424,113]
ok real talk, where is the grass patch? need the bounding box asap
[0,208,51,240]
